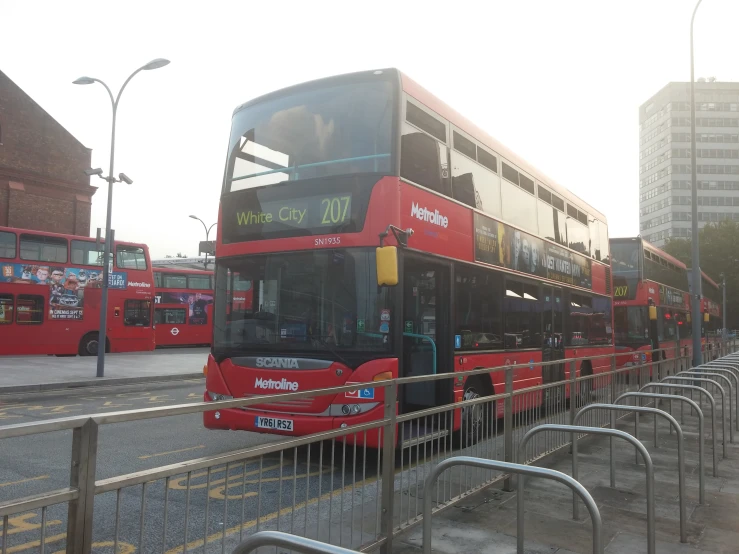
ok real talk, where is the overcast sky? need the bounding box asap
[2,0,738,258]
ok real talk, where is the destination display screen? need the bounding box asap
[221,176,376,243]
[234,194,351,230]
[473,212,592,290]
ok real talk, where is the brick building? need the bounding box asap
[0,69,96,235]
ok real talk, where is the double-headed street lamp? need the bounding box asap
[189,215,217,269]
[74,58,170,378]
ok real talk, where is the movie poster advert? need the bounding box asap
[154,291,213,325]
[0,263,129,320]
[473,212,592,290]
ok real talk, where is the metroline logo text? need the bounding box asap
[128,281,152,288]
[254,377,299,392]
[411,202,448,228]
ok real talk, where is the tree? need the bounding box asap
[664,220,739,329]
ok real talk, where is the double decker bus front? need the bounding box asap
[205,70,399,441]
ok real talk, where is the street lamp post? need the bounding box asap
[189,215,217,269]
[74,58,170,378]
[720,272,727,340]
[689,0,704,367]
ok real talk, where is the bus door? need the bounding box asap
[542,287,565,403]
[400,257,451,417]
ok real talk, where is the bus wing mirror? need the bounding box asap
[648,305,657,321]
[376,246,398,287]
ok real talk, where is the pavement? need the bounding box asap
[0,347,210,393]
[393,392,739,554]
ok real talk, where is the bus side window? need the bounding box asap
[0,294,14,324]
[16,295,44,324]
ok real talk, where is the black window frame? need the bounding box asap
[453,130,477,160]
[70,240,105,266]
[116,245,148,270]
[16,294,44,325]
[0,230,16,259]
[187,274,212,290]
[19,234,68,264]
[454,264,504,352]
[123,299,152,327]
[0,293,13,324]
[154,307,187,325]
[162,274,188,288]
[406,101,446,142]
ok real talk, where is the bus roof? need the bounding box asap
[153,266,212,275]
[610,236,688,270]
[0,225,147,250]
[230,68,607,226]
[399,70,608,225]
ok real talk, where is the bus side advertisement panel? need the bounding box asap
[1,261,126,320]
[399,183,474,261]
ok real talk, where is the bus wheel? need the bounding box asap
[79,333,107,356]
[459,377,492,447]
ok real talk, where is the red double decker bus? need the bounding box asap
[689,269,722,357]
[204,69,614,446]
[0,225,155,356]
[610,237,692,369]
[153,267,214,347]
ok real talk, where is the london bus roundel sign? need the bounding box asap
[170,327,180,336]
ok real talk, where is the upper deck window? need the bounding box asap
[0,231,16,259]
[227,80,393,192]
[117,245,148,270]
[19,234,67,263]
[71,240,104,266]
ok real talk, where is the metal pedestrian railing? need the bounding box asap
[0,340,736,553]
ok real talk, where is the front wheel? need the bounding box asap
[79,333,100,356]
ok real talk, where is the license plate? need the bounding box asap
[254,416,294,431]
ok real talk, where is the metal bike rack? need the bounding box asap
[574,404,687,543]
[616,392,707,500]
[231,530,360,554]
[421,456,603,554]
[518,424,654,554]
[641,383,719,475]
[661,376,728,457]
[700,364,739,430]
[678,370,735,442]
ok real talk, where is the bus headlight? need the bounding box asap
[329,403,379,416]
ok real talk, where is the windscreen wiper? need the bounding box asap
[312,335,351,368]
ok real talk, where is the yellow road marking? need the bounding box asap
[164,473,376,554]
[0,512,61,537]
[0,412,22,420]
[209,466,329,500]
[139,445,206,460]
[52,541,135,554]
[99,400,133,409]
[8,532,66,553]
[168,461,285,490]
[0,475,49,489]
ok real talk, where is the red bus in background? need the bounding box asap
[610,237,692,370]
[691,269,722,357]
[204,68,614,447]
[153,267,214,347]
[0,226,155,356]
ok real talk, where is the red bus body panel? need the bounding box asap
[0,226,155,356]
